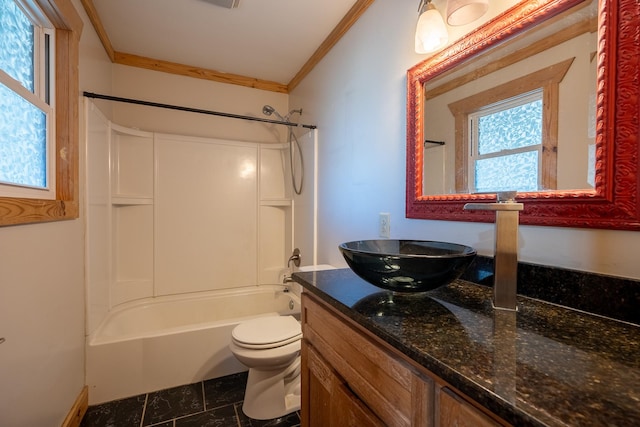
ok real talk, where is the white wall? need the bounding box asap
[111,65,290,143]
[0,221,85,426]
[289,0,640,280]
[0,1,112,425]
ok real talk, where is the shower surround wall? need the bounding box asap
[85,99,294,340]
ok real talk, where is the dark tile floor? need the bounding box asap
[81,372,301,427]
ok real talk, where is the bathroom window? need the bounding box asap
[469,90,543,193]
[0,0,55,199]
[0,0,81,226]
[448,60,571,194]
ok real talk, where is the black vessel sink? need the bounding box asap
[339,240,476,293]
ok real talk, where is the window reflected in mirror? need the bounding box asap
[471,91,543,193]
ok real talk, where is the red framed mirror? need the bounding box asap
[406,0,640,230]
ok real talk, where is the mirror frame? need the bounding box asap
[406,0,640,230]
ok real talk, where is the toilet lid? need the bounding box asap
[232,315,301,348]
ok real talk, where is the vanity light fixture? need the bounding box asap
[446,0,489,26]
[415,0,449,54]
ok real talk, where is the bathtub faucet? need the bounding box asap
[282,248,302,290]
[282,275,294,291]
[280,273,298,293]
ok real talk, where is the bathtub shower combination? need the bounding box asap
[84,100,312,405]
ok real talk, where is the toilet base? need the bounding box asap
[241,356,301,420]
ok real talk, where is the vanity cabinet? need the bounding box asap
[301,292,507,427]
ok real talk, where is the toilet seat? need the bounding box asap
[232,315,302,350]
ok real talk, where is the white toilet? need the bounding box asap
[229,315,302,420]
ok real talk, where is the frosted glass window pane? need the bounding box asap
[0,0,34,91]
[478,99,542,155]
[475,151,538,193]
[0,82,47,188]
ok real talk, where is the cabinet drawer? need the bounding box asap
[302,293,432,427]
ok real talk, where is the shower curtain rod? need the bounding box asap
[83,92,317,130]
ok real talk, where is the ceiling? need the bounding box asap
[81,0,373,93]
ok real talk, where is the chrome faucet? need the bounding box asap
[464,191,523,311]
[282,248,302,287]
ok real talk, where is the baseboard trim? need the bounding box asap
[61,385,88,427]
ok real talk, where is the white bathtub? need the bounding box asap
[86,285,301,404]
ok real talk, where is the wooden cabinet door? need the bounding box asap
[302,340,331,426]
[438,387,501,427]
[332,380,385,426]
[302,339,384,427]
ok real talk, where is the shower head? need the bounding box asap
[262,105,275,116]
[262,104,285,121]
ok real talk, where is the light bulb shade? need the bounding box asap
[415,4,449,54]
[446,0,489,26]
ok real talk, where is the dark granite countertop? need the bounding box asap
[293,268,640,427]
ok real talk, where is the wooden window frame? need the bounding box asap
[448,58,574,193]
[0,0,82,226]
